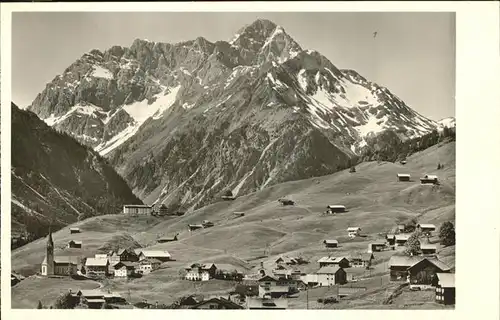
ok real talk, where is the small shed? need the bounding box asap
[70,228,80,234]
[234,212,245,217]
[188,224,204,232]
[157,234,179,243]
[202,220,215,228]
[395,234,411,247]
[420,174,439,184]
[327,205,346,213]
[397,174,411,182]
[323,239,339,248]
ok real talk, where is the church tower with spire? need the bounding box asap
[41,229,54,276]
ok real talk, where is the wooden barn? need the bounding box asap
[69,228,80,234]
[407,258,451,289]
[188,224,204,232]
[397,174,411,182]
[323,239,339,248]
[420,243,438,255]
[417,223,436,234]
[157,233,179,243]
[67,240,82,249]
[368,241,386,252]
[435,273,455,305]
[420,174,439,184]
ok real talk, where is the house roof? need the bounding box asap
[437,273,455,288]
[189,224,204,228]
[327,205,345,209]
[258,275,278,282]
[316,266,342,275]
[397,174,411,177]
[69,240,82,244]
[140,258,163,265]
[78,290,105,298]
[114,261,138,269]
[247,297,287,309]
[276,256,297,264]
[140,250,171,258]
[158,235,177,241]
[191,297,244,309]
[388,255,424,267]
[386,234,396,239]
[418,224,436,229]
[70,227,80,230]
[317,256,348,264]
[408,258,451,272]
[422,175,438,180]
[420,243,437,250]
[371,240,386,246]
[324,239,339,244]
[395,234,411,241]
[347,227,361,231]
[85,258,109,267]
[42,255,79,265]
[123,204,152,208]
[350,253,374,261]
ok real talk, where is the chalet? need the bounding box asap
[417,223,436,234]
[190,297,244,309]
[368,241,386,252]
[407,258,451,289]
[247,297,287,309]
[85,258,109,277]
[395,234,411,247]
[386,234,396,246]
[420,174,439,185]
[113,248,139,262]
[202,220,215,228]
[349,253,374,268]
[257,275,290,298]
[435,273,455,305]
[67,240,82,249]
[388,255,451,285]
[420,243,438,255]
[324,239,339,248]
[138,258,162,274]
[113,261,137,277]
[185,263,217,281]
[397,174,411,182]
[327,205,346,213]
[41,256,79,276]
[347,227,361,238]
[69,228,81,234]
[188,224,204,232]
[315,266,347,286]
[76,290,106,309]
[138,250,171,262]
[234,212,245,217]
[317,256,350,268]
[123,204,153,215]
[388,255,424,281]
[278,198,295,206]
[157,234,179,243]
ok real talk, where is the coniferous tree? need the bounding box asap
[439,221,456,246]
[37,300,43,309]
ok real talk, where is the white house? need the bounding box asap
[347,227,361,238]
[315,266,347,286]
[185,268,210,281]
[113,261,137,277]
[138,258,162,275]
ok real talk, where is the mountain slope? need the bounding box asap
[27,19,441,211]
[11,102,142,241]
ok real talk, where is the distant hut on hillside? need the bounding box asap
[233,212,245,218]
[70,228,81,234]
[327,205,346,213]
[202,220,214,228]
[323,239,339,248]
[397,174,411,182]
[157,233,179,243]
[278,198,295,206]
[188,224,204,232]
[222,190,237,201]
[400,160,407,165]
[420,174,439,185]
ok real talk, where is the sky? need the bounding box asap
[12,12,455,121]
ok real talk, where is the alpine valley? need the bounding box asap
[25,19,452,215]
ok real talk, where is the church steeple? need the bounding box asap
[43,228,54,276]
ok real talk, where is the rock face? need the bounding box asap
[11,103,142,237]
[27,19,439,211]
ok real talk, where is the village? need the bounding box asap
[15,164,455,310]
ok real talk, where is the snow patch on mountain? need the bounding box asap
[438,117,456,128]
[91,65,114,80]
[43,103,104,126]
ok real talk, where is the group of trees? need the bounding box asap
[404,220,456,255]
[213,270,244,281]
[361,127,456,163]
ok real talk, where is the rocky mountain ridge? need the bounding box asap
[27,19,443,211]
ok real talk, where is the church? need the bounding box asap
[41,230,79,276]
